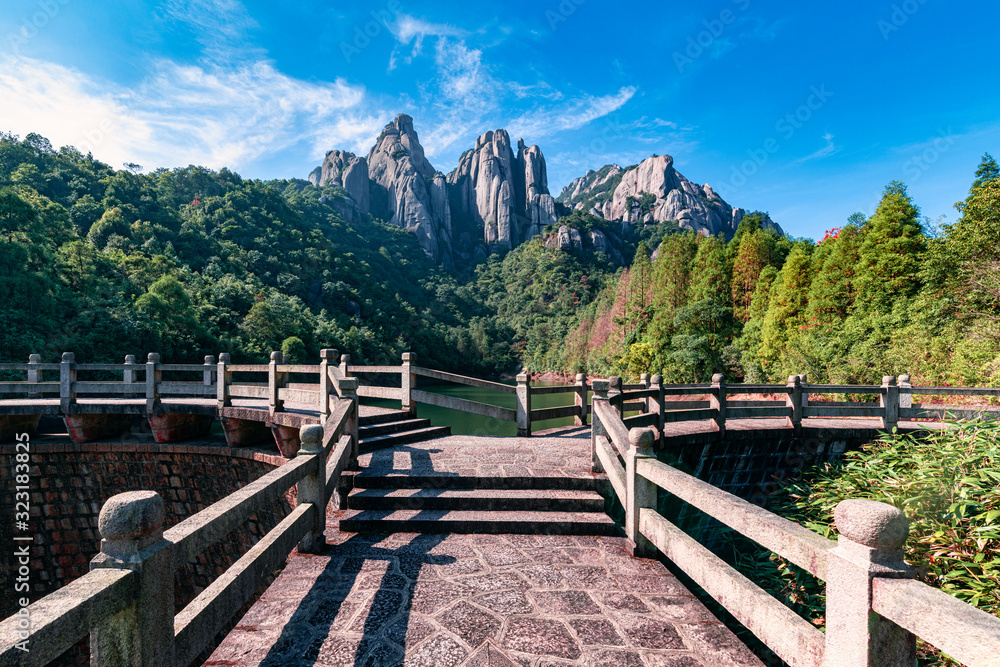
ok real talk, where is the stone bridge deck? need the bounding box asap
[208,432,763,667]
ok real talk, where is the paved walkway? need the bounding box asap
[208,433,763,666]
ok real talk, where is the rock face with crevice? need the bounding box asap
[448,129,557,251]
[310,150,370,214]
[366,114,453,265]
[558,155,782,238]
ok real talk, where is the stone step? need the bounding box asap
[351,474,607,493]
[358,418,431,439]
[358,425,451,453]
[338,509,620,536]
[358,410,411,427]
[347,488,605,512]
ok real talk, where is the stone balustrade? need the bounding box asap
[590,394,1000,667]
[0,395,358,667]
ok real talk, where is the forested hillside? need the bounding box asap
[559,156,1000,386]
[3,129,997,387]
[0,132,514,373]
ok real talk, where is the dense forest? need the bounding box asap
[2,130,998,388]
[555,156,1000,387]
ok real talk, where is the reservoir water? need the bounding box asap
[363,380,592,436]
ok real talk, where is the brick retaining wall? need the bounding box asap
[0,439,293,665]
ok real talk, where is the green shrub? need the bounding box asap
[746,418,1000,665]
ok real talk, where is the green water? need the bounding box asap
[364,381,593,436]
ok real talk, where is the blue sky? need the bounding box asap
[1,0,998,239]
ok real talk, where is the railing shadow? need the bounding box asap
[259,443,461,665]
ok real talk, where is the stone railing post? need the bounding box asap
[640,373,651,412]
[296,425,327,553]
[574,373,588,426]
[651,375,665,434]
[881,376,899,432]
[710,373,726,437]
[90,491,174,667]
[591,379,610,473]
[145,353,161,415]
[27,353,41,399]
[897,374,912,411]
[319,349,338,419]
[608,376,623,416]
[516,374,532,437]
[825,499,916,666]
[339,354,351,379]
[626,427,657,558]
[123,354,137,385]
[787,375,803,434]
[217,353,231,408]
[799,373,809,410]
[402,352,416,416]
[268,351,283,413]
[339,377,360,467]
[60,352,76,413]
[203,355,215,387]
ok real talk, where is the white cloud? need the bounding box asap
[0,55,383,171]
[157,0,262,61]
[387,14,467,69]
[507,86,637,139]
[789,132,841,166]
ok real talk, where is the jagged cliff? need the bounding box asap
[447,130,557,250]
[557,156,782,238]
[308,115,781,268]
[365,114,452,265]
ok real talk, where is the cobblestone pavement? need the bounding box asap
[208,432,763,666]
[207,528,763,666]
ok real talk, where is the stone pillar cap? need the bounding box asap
[339,377,359,391]
[29,353,41,362]
[62,352,75,362]
[712,373,725,384]
[516,373,529,383]
[575,373,586,381]
[591,379,610,392]
[147,352,160,363]
[629,427,655,450]
[402,352,416,362]
[219,352,231,362]
[340,354,351,363]
[99,491,165,541]
[834,499,909,549]
[270,351,283,361]
[204,355,215,364]
[651,374,662,384]
[299,424,324,453]
[320,348,339,360]
[124,354,136,363]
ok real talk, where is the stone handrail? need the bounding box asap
[0,393,358,667]
[591,390,1000,667]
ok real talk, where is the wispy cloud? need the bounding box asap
[789,132,841,166]
[387,14,467,69]
[0,55,383,171]
[156,0,262,61]
[508,87,637,139]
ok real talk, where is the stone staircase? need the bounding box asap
[340,474,617,536]
[357,410,450,453]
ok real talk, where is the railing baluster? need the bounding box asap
[295,425,327,553]
[516,373,531,437]
[608,376,622,416]
[60,352,76,413]
[339,377,360,467]
[123,354,137,385]
[27,353,41,399]
[710,373,726,436]
[591,379,610,473]
[319,348,338,419]
[402,352,416,416]
[575,372,588,426]
[203,355,215,386]
[881,375,899,431]
[145,353,161,415]
[217,353,231,408]
[650,374,664,434]
[787,375,803,434]
[626,427,656,558]
[268,351,283,413]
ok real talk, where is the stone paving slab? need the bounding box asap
[207,525,764,667]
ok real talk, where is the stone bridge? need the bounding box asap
[2,352,1000,666]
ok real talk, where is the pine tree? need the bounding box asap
[644,231,698,371]
[758,244,813,379]
[731,228,780,323]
